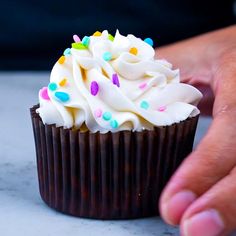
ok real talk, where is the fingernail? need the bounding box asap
[183,209,224,236]
[162,190,197,225]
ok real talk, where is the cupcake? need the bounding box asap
[30,30,202,219]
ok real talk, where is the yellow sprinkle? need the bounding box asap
[58,56,66,64]
[59,78,67,87]
[129,47,138,55]
[93,31,102,36]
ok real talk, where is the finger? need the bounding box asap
[159,49,236,226]
[193,83,214,116]
[157,46,215,115]
[211,49,236,118]
[180,167,236,236]
[156,38,214,84]
[159,111,236,226]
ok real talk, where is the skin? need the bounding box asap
[156,25,236,235]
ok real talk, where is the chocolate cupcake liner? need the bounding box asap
[30,105,199,219]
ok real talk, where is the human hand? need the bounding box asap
[157,25,236,236]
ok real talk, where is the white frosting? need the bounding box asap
[37,30,202,133]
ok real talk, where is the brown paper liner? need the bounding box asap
[30,105,199,219]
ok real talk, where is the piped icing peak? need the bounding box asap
[37,30,202,133]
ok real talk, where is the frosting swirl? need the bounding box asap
[37,30,202,133]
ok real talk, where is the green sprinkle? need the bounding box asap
[140,100,149,110]
[102,111,112,121]
[108,34,114,41]
[110,119,118,129]
[48,82,57,91]
[82,36,90,47]
[71,42,87,50]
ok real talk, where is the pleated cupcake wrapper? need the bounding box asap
[30,105,199,219]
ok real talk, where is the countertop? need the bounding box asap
[0,72,212,236]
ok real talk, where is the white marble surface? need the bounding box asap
[0,72,212,236]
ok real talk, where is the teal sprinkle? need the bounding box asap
[48,82,57,91]
[110,119,118,129]
[82,36,90,47]
[140,100,149,110]
[63,48,71,56]
[103,52,112,61]
[55,91,70,102]
[102,111,112,121]
[144,38,154,47]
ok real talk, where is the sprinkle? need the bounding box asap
[144,38,154,47]
[90,81,99,96]
[82,36,90,47]
[103,52,112,61]
[63,48,71,56]
[112,73,120,87]
[108,34,114,41]
[140,100,149,110]
[103,111,112,121]
[71,42,87,50]
[48,82,57,91]
[129,47,138,55]
[139,82,147,90]
[55,92,70,102]
[93,31,102,36]
[59,78,67,87]
[158,106,166,112]
[58,56,66,64]
[110,119,118,129]
[40,87,50,100]
[94,108,102,118]
[73,34,81,42]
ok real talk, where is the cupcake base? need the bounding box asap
[30,105,199,219]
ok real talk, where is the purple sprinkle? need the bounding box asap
[112,73,120,87]
[90,81,99,96]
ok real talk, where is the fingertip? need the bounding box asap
[181,209,224,236]
[160,190,197,226]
